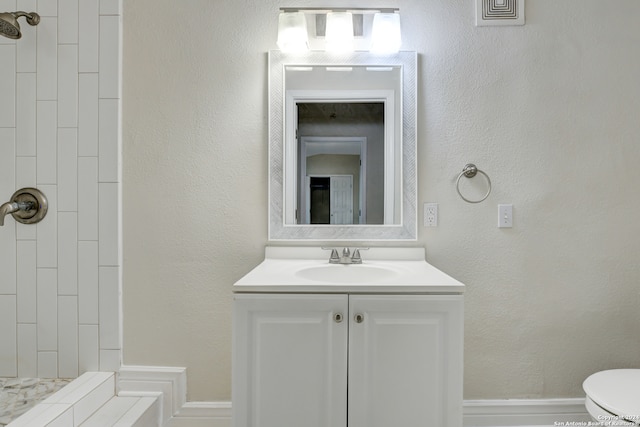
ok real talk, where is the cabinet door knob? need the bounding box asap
[334,313,343,323]
[354,313,364,323]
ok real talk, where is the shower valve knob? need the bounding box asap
[8,188,48,225]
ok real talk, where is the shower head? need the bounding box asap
[0,11,40,39]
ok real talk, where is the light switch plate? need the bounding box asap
[498,204,513,228]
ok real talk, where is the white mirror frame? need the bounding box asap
[268,50,417,241]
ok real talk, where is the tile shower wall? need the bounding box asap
[0,0,121,378]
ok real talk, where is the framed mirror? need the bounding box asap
[268,50,417,240]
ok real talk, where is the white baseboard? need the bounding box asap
[166,402,232,427]
[464,398,591,426]
[159,399,590,427]
[118,365,187,426]
[162,399,590,427]
[116,366,591,427]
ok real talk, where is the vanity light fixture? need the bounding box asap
[277,11,309,53]
[325,11,354,52]
[370,12,401,54]
[276,8,401,54]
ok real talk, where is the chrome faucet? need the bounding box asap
[327,247,364,265]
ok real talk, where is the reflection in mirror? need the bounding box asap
[298,103,384,225]
[269,51,417,240]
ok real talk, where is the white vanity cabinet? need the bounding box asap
[233,294,348,427]
[348,294,463,427]
[232,293,463,427]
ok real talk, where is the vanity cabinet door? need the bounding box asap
[347,295,464,427]
[232,294,348,427]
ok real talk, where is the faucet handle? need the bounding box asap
[351,249,362,264]
[0,188,48,227]
[329,249,340,263]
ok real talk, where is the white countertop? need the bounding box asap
[232,247,465,294]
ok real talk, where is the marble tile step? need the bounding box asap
[0,378,72,426]
[79,396,159,427]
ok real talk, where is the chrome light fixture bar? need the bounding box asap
[277,7,401,54]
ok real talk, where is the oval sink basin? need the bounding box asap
[294,264,399,284]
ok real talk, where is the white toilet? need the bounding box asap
[583,369,640,425]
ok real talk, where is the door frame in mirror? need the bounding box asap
[268,50,417,241]
[290,91,393,226]
[300,136,368,225]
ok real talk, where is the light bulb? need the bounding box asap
[371,12,401,54]
[325,12,354,53]
[277,11,309,53]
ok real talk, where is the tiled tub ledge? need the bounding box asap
[0,378,72,426]
[6,372,114,426]
[6,372,159,427]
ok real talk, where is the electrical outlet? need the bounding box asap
[424,203,438,227]
[498,204,513,228]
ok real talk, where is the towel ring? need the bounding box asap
[456,164,491,204]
